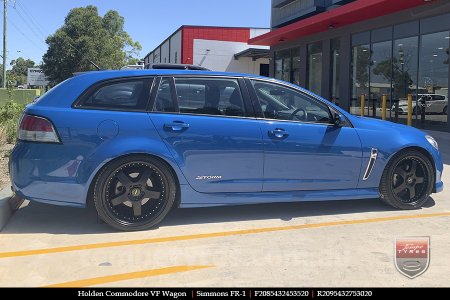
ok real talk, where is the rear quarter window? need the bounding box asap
[77,78,153,110]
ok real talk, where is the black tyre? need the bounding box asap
[93,155,177,231]
[444,106,448,115]
[379,150,434,210]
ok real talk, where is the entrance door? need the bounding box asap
[260,64,269,77]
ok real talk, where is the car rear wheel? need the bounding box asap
[93,155,176,231]
[379,150,434,210]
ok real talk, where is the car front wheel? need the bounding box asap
[379,150,434,210]
[93,155,177,231]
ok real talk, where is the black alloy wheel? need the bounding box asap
[94,156,176,231]
[391,157,427,205]
[380,150,434,210]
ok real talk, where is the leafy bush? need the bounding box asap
[0,101,26,143]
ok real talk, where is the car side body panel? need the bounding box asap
[11,105,188,207]
[149,113,264,193]
[9,70,444,210]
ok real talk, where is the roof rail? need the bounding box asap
[144,63,211,71]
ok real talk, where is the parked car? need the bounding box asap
[392,94,448,115]
[10,70,444,231]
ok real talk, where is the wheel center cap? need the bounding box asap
[407,177,414,185]
[131,187,141,197]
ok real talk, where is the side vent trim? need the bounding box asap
[363,148,378,181]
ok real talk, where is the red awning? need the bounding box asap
[249,0,437,46]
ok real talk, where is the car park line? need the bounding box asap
[44,265,213,287]
[1,211,450,259]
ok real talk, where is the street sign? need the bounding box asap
[27,68,49,86]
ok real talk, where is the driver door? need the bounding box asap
[248,79,363,192]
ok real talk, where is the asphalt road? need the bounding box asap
[0,131,448,287]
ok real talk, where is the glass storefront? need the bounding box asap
[349,17,449,131]
[418,31,449,131]
[370,40,392,119]
[307,42,323,95]
[392,36,419,125]
[275,49,291,82]
[331,38,341,106]
[273,13,449,132]
[274,48,300,85]
[292,49,301,86]
[350,44,370,115]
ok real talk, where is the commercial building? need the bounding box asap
[144,26,270,76]
[249,0,450,132]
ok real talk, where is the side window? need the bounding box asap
[251,80,332,124]
[153,78,176,112]
[84,79,152,109]
[174,78,246,117]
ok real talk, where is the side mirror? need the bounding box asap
[334,113,345,127]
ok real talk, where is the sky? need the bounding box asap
[1,0,271,68]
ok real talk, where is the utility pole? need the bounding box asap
[2,0,6,88]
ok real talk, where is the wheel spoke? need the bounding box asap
[111,193,129,206]
[408,186,416,199]
[116,171,132,186]
[145,190,161,199]
[139,169,153,185]
[395,167,407,179]
[410,160,418,175]
[416,177,424,184]
[132,201,142,217]
[394,183,407,195]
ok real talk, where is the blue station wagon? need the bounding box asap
[10,70,444,231]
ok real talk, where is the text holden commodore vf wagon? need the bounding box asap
[10,70,444,231]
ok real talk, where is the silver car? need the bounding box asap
[393,94,448,115]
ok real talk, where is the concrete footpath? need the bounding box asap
[0,186,23,230]
[0,130,448,287]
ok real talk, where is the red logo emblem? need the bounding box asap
[395,237,430,279]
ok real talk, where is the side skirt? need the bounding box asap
[179,185,380,208]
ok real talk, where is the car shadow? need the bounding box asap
[1,197,436,235]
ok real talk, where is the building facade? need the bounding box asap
[144,26,271,76]
[250,0,450,132]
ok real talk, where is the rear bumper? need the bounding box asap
[9,142,88,207]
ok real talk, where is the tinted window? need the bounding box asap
[153,78,176,112]
[251,80,332,124]
[84,79,152,109]
[175,78,246,117]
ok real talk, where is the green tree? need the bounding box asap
[42,6,142,84]
[9,57,36,86]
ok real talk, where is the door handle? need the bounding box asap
[164,121,190,131]
[269,128,288,139]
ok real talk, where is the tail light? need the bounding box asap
[18,114,61,143]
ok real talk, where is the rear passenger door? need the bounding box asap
[149,76,264,193]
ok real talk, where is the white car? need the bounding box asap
[393,94,448,115]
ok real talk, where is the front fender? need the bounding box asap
[352,117,443,189]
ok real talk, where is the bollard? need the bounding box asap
[360,94,365,117]
[407,94,413,126]
[382,95,387,120]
